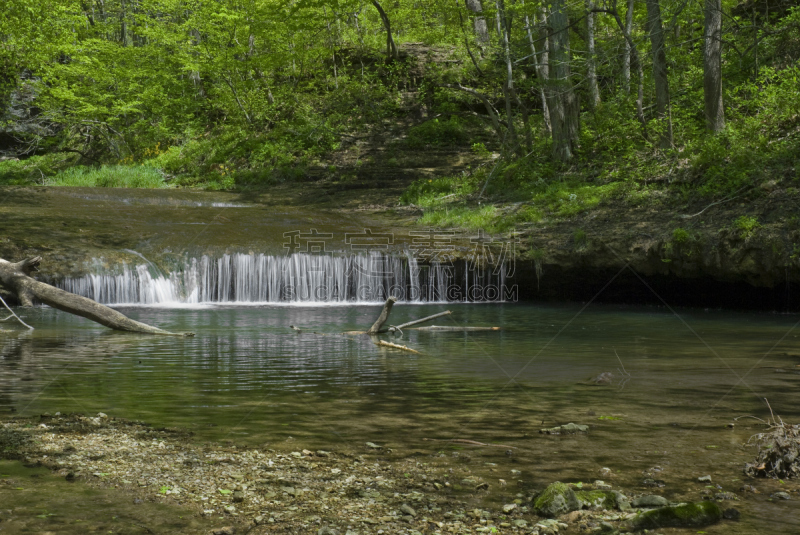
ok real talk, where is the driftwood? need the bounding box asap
[422,438,517,449]
[388,310,451,333]
[414,325,500,331]
[367,296,396,334]
[375,340,421,354]
[0,257,192,336]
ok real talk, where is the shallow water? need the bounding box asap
[2,302,800,533]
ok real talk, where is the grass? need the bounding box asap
[47,165,167,188]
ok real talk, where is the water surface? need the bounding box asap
[2,302,799,533]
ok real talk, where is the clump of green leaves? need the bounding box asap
[734,215,761,239]
[672,228,691,244]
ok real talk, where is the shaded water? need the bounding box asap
[2,302,799,532]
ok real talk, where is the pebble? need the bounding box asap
[697,475,712,482]
[772,491,791,500]
[632,495,668,508]
[400,503,416,517]
[502,503,517,513]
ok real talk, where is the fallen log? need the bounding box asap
[375,340,421,354]
[0,257,192,336]
[388,310,451,333]
[414,325,500,331]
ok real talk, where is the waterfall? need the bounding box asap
[58,252,508,305]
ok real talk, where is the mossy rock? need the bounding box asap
[625,501,723,530]
[575,489,618,510]
[533,482,580,517]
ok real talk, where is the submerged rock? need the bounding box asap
[625,501,723,530]
[631,494,668,508]
[539,423,589,435]
[575,489,618,510]
[533,481,580,517]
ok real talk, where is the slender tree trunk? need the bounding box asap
[496,0,518,151]
[703,0,725,132]
[606,2,648,137]
[586,0,601,110]
[465,0,490,47]
[371,0,398,60]
[524,11,551,134]
[645,0,673,148]
[547,0,576,161]
[622,0,634,94]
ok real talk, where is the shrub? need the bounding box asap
[734,215,761,239]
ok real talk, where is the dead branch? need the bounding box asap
[388,310,451,333]
[0,257,192,336]
[422,438,517,449]
[414,325,500,331]
[367,296,397,334]
[375,340,421,354]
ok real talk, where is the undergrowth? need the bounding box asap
[47,165,167,188]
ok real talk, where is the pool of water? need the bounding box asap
[2,302,799,533]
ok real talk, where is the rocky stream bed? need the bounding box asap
[3,412,797,534]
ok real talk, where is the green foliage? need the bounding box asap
[0,153,79,185]
[47,165,167,188]
[734,215,761,239]
[672,228,691,244]
[405,117,468,148]
[573,229,587,248]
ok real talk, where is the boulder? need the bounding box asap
[533,482,580,517]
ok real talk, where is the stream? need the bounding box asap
[2,301,799,533]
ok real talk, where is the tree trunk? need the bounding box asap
[371,0,398,60]
[367,296,397,334]
[703,0,725,133]
[465,0,490,47]
[586,0,601,110]
[524,10,552,134]
[645,0,673,148]
[496,0,519,152]
[605,2,648,138]
[547,0,577,161]
[0,257,190,336]
[622,0,634,94]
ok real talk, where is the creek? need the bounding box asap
[2,301,799,533]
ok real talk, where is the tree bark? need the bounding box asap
[0,257,190,336]
[586,0,601,110]
[546,0,577,161]
[645,0,674,148]
[465,0,490,47]
[703,0,725,133]
[371,0,398,60]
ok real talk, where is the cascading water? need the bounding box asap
[58,252,511,305]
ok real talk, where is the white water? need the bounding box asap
[58,252,507,305]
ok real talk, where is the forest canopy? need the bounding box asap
[1,0,798,201]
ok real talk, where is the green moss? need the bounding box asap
[626,501,723,530]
